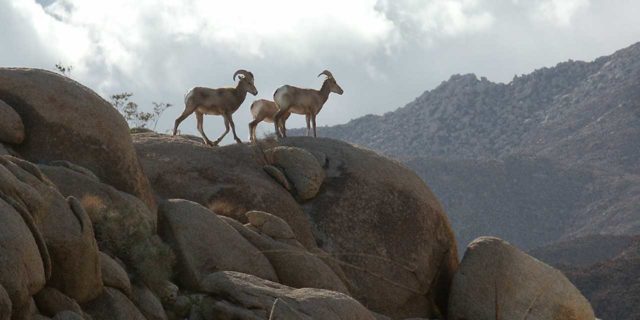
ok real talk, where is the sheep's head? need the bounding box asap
[318,70,343,95]
[234,69,258,95]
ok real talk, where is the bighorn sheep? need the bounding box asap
[272,70,343,138]
[248,99,290,143]
[172,70,257,146]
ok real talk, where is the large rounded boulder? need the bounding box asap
[264,146,325,200]
[280,137,458,318]
[134,134,458,319]
[448,237,595,320]
[82,287,146,320]
[0,99,24,145]
[0,156,103,303]
[158,199,278,289]
[133,133,318,249]
[199,271,376,320]
[0,68,156,211]
[37,163,157,241]
[0,189,47,320]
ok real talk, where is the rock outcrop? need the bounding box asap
[281,137,459,319]
[0,67,598,320]
[135,133,459,318]
[82,287,146,320]
[2,155,105,318]
[99,252,132,297]
[198,271,376,320]
[131,284,167,320]
[448,237,595,320]
[133,133,318,249]
[0,176,46,319]
[0,285,10,320]
[0,99,24,145]
[33,287,84,318]
[2,156,103,303]
[37,163,157,256]
[158,199,278,289]
[264,146,325,200]
[0,68,156,211]
[222,214,350,294]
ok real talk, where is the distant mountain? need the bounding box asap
[405,156,640,252]
[311,42,640,173]
[298,42,640,252]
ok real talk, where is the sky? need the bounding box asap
[1,0,640,143]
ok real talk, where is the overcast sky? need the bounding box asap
[2,0,639,143]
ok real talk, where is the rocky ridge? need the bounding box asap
[0,68,595,319]
[302,42,640,252]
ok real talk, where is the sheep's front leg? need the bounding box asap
[212,116,230,146]
[196,112,215,146]
[305,114,311,136]
[311,114,317,137]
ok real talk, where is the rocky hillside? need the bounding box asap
[405,156,591,251]
[305,42,640,250]
[0,68,597,319]
[296,43,640,319]
[312,42,640,175]
[405,155,640,251]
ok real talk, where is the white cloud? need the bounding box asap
[45,0,396,61]
[1,0,639,142]
[531,0,590,26]
[376,0,494,42]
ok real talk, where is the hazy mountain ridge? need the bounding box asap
[309,42,640,174]
[305,42,640,319]
[303,42,640,249]
[405,155,640,252]
[405,155,592,251]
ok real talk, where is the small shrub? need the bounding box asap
[129,235,176,287]
[109,93,172,130]
[83,200,175,287]
[54,63,72,76]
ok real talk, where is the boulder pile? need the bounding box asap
[0,68,595,320]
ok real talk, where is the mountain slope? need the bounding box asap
[300,42,640,252]
[311,42,640,175]
[406,156,640,252]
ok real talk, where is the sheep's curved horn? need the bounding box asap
[318,70,334,79]
[234,69,253,81]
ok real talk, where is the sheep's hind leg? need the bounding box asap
[212,116,231,146]
[249,119,260,143]
[196,112,215,146]
[173,105,196,135]
[228,114,242,144]
[282,112,291,138]
[273,111,283,138]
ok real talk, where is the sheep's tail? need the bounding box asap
[250,100,259,119]
[184,88,194,106]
